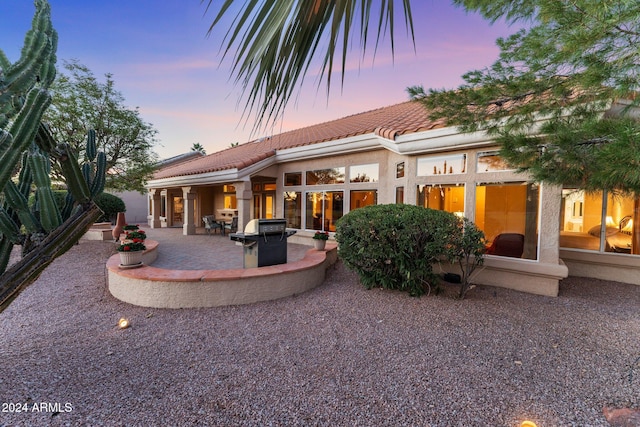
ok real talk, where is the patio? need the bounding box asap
[106,227,338,308]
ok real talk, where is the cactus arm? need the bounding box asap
[0,49,10,71]
[39,27,57,87]
[0,208,22,244]
[18,151,33,198]
[0,130,13,164]
[35,122,57,153]
[0,88,51,191]
[29,149,61,231]
[82,162,93,188]
[60,192,75,221]
[85,129,96,161]
[90,151,107,197]
[3,180,41,233]
[56,143,91,204]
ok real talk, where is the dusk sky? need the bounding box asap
[2,1,517,159]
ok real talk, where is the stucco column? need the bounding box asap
[235,181,252,232]
[538,183,563,263]
[182,186,197,235]
[148,189,162,228]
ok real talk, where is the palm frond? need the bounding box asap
[202,0,414,134]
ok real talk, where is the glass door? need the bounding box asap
[172,196,183,227]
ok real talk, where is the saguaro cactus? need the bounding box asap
[0,1,106,311]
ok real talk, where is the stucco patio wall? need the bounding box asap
[107,243,337,308]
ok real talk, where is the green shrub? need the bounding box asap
[335,204,460,296]
[443,217,486,299]
[94,192,126,223]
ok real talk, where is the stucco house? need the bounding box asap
[145,100,640,297]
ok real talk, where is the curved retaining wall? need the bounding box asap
[106,242,338,308]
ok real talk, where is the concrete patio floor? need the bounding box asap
[141,226,309,270]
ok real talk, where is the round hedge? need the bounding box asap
[94,192,126,223]
[335,204,459,296]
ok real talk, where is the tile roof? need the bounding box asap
[153,100,442,180]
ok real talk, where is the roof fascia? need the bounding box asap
[146,156,277,189]
[274,134,381,163]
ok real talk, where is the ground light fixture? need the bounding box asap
[521,421,538,427]
[118,318,130,329]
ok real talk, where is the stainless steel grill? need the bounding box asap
[229,219,296,268]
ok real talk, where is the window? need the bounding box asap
[160,195,166,217]
[417,184,465,215]
[284,191,301,229]
[284,172,302,186]
[395,187,404,204]
[306,168,345,185]
[350,190,377,210]
[417,153,466,176]
[306,191,343,231]
[223,185,237,209]
[475,182,539,260]
[560,189,637,254]
[477,151,512,172]
[350,164,378,183]
[396,162,405,178]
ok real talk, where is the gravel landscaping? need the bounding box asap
[0,240,639,426]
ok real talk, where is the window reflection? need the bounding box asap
[306,168,345,185]
[417,153,466,176]
[417,184,465,215]
[306,191,343,231]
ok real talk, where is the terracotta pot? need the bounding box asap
[112,212,126,242]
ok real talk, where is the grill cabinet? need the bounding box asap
[229,219,296,268]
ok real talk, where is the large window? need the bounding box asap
[417,184,465,216]
[417,153,467,176]
[475,182,539,260]
[306,168,345,185]
[560,189,637,254]
[350,164,378,183]
[350,190,377,210]
[284,191,301,229]
[306,191,343,231]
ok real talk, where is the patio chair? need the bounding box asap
[486,233,525,258]
[224,216,238,235]
[203,215,222,235]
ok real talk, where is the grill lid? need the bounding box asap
[243,218,288,235]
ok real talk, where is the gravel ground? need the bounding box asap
[0,240,639,426]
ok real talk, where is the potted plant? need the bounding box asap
[117,229,147,268]
[312,230,329,250]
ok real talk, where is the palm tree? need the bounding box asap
[190,143,206,155]
[202,0,415,132]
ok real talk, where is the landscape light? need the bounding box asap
[118,318,130,329]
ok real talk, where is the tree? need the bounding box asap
[202,0,415,132]
[190,143,206,155]
[409,0,640,254]
[410,1,640,193]
[0,1,106,311]
[44,60,159,193]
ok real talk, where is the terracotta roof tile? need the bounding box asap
[153,100,438,180]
